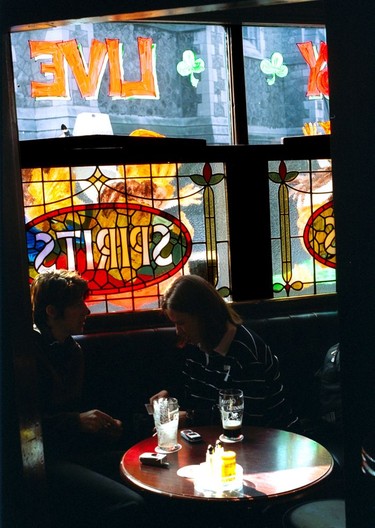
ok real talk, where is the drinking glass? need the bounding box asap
[153,397,180,452]
[218,389,244,442]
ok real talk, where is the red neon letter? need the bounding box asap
[58,39,108,99]
[30,41,67,98]
[297,41,329,98]
[107,37,158,99]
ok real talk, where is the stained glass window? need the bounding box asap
[22,154,231,312]
[269,157,335,297]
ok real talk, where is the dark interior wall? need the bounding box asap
[324,1,375,526]
[1,30,50,527]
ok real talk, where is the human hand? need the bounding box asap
[149,390,169,406]
[79,409,123,438]
[178,411,188,427]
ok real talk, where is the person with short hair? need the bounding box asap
[31,269,147,528]
[150,274,299,430]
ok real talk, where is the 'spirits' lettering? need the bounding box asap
[34,225,173,273]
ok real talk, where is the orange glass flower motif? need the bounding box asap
[319,121,331,134]
[302,122,318,136]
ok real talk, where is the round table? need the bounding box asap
[120,425,333,502]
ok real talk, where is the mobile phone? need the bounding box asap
[180,429,203,443]
[139,452,169,468]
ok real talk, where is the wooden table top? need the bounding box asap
[120,425,334,503]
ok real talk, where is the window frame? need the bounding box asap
[10,8,334,322]
[19,134,331,306]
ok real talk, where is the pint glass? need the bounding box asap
[153,397,180,452]
[218,389,244,442]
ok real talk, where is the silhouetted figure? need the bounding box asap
[60,124,71,137]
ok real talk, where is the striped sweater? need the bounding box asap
[180,324,299,430]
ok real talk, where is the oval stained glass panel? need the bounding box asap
[303,200,336,269]
[26,203,192,294]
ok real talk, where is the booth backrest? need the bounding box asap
[248,311,339,420]
[75,308,339,443]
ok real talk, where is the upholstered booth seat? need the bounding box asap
[76,307,343,462]
[282,499,345,528]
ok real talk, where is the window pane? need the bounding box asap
[23,158,231,313]
[269,158,336,297]
[243,26,329,145]
[11,22,231,145]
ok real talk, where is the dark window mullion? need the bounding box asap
[226,24,248,146]
[226,149,273,302]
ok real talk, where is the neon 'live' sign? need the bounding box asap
[29,37,328,101]
[297,41,329,98]
[29,37,158,100]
